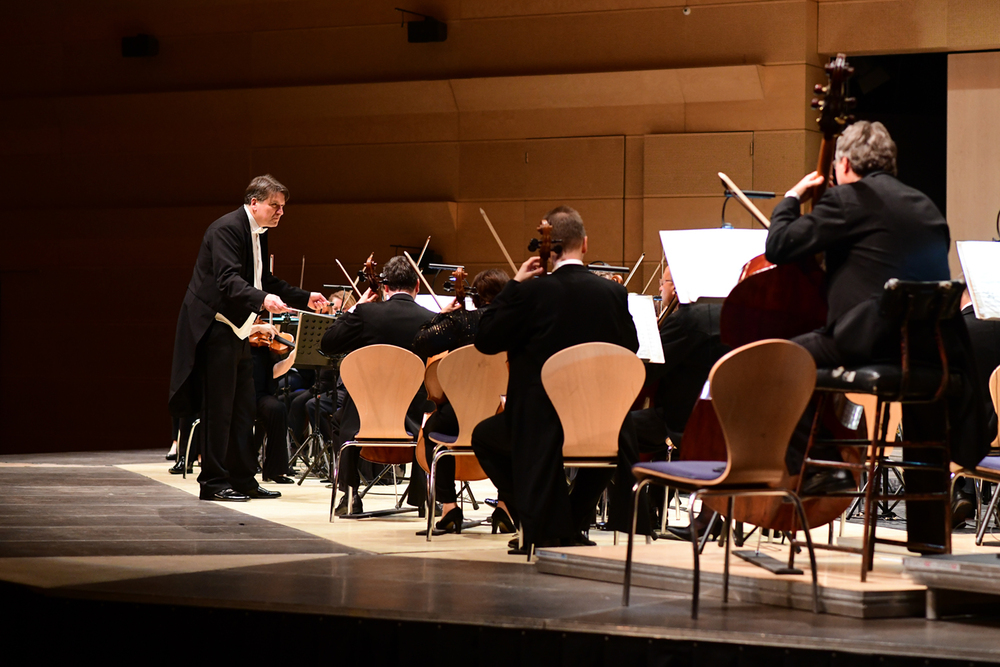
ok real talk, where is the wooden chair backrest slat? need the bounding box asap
[990,366,999,448]
[339,344,425,441]
[542,342,646,459]
[710,339,816,487]
[436,346,508,450]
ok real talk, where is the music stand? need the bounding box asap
[289,311,340,484]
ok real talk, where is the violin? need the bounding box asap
[527,221,562,272]
[359,253,383,302]
[248,317,296,359]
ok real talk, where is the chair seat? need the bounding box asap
[426,432,458,445]
[976,456,1000,473]
[633,460,728,483]
[815,364,960,399]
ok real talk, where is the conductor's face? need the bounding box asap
[250,193,286,228]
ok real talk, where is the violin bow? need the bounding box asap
[335,258,364,299]
[479,208,518,274]
[622,252,645,289]
[718,172,771,229]
[403,251,443,311]
[299,255,305,289]
[415,236,431,267]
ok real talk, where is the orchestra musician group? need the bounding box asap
[168,120,998,557]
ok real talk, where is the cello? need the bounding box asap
[682,54,862,532]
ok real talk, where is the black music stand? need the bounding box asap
[289,311,340,485]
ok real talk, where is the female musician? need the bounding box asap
[413,268,511,533]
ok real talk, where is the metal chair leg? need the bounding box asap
[182,419,200,480]
[622,478,649,607]
[723,497,734,604]
[689,491,703,620]
[787,491,820,614]
[977,490,1000,546]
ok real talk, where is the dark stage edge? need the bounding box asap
[2,451,999,666]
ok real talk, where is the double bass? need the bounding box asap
[682,54,861,532]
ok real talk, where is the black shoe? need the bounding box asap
[508,537,559,555]
[435,507,464,533]
[166,452,177,461]
[201,489,249,502]
[418,503,442,519]
[952,493,976,528]
[241,485,281,499]
[335,492,363,516]
[800,469,856,496]
[666,519,723,542]
[263,475,294,484]
[562,532,596,547]
[168,459,192,475]
[491,508,516,534]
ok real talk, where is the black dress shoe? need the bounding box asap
[166,452,177,461]
[562,532,596,547]
[335,492,363,516]
[201,489,250,502]
[435,507,464,533]
[800,469,856,496]
[491,507,516,534]
[666,519,723,542]
[952,493,976,528]
[168,458,192,475]
[241,485,281,499]
[263,475,294,485]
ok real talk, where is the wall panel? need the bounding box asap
[644,133,753,196]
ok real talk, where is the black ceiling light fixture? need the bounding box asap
[395,8,447,43]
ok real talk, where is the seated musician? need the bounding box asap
[250,323,298,484]
[630,265,730,538]
[412,268,511,534]
[765,120,989,512]
[320,256,436,515]
[954,287,1000,525]
[472,206,643,551]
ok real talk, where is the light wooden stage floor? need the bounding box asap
[1,449,999,665]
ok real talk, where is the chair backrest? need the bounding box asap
[711,339,816,487]
[541,342,646,459]
[436,345,508,449]
[339,344,425,440]
[991,366,1000,448]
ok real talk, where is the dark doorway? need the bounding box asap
[846,52,948,215]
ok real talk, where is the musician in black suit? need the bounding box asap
[632,265,729,453]
[169,175,328,501]
[954,288,1000,524]
[473,206,641,549]
[766,122,989,548]
[321,255,436,514]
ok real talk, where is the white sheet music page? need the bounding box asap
[628,293,665,364]
[957,241,1000,320]
[659,229,768,303]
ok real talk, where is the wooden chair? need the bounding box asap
[536,342,646,554]
[950,366,1000,545]
[621,339,819,620]
[330,345,426,521]
[423,345,508,540]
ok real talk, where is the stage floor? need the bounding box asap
[1,449,999,664]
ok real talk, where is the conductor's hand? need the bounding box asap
[263,294,290,314]
[514,256,545,283]
[358,288,378,305]
[308,292,329,312]
[789,171,827,201]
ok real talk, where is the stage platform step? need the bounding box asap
[536,538,929,619]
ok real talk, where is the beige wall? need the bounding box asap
[947,51,1000,276]
[3,1,999,453]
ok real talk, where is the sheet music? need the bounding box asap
[659,229,767,303]
[957,241,1000,320]
[628,293,665,364]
